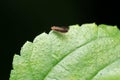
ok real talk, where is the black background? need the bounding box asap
[0,0,120,80]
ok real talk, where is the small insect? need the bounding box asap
[51,26,68,33]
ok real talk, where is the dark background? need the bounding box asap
[0,0,120,80]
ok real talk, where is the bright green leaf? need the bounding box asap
[10,23,120,80]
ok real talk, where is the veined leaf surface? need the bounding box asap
[10,23,120,80]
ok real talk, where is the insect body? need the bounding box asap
[51,26,68,33]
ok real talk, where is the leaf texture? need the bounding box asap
[10,23,120,80]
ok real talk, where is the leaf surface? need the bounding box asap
[10,23,120,80]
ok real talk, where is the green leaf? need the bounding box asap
[10,23,120,80]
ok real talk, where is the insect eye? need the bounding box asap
[51,26,68,33]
